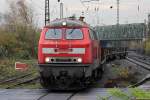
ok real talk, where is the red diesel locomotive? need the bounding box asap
[38,18,103,90]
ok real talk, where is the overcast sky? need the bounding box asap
[0,0,150,27]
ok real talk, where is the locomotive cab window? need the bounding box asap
[66,29,83,39]
[93,30,98,40]
[89,29,98,40]
[45,29,62,39]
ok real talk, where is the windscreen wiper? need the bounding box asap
[68,29,75,35]
[54,29,56,35]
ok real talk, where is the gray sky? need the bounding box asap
[0,0,150,27]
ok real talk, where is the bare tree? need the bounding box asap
[0,0,39,58]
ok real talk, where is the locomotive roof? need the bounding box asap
[45,18,89,28]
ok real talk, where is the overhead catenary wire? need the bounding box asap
[137,0,141,23]
[117,0,119,25]
[80,0,100,25]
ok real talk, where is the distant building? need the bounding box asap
[95,23,146,40]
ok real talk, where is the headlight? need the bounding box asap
[45,57,50,63]
[77,58,82,63]
[62,21,67,26]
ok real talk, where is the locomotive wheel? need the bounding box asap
[116,55,120,59]
[92,65,104,80]
[92,70,98,80]
[123,54,126,59]
[40,77,49,88]
[40,72,55,89]
[97,67,103,79]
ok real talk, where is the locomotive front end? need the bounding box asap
[38,19,95,90]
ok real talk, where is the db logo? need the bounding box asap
[15,62,28,71]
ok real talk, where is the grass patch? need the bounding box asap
[97,88,150,100]
[19,83,42,89]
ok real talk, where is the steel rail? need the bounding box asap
[0,73,35,84]
[126,57,150,71]
[126,57,150,88]
[66,91,79,100]
[6,76,39,89]
[37,93,49,100]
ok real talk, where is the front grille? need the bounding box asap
[51,57,78,63]
[56,58,72,62]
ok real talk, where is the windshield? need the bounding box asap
[66,29,83,39]
[45,29,62,39]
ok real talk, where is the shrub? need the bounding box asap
[145,39,150,55]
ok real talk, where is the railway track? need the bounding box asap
[37,91,79,100]
[126,56,150,71]
[128,52,150,65]
[126,56,150,88]
[6,76,39,89]
[0,73,35,84]
[0,72,39,89]
[66,92,78,100]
